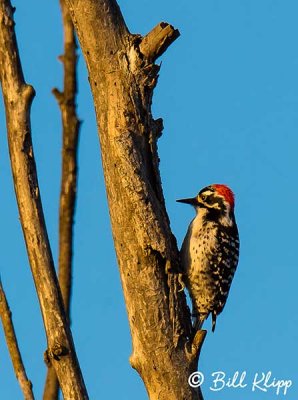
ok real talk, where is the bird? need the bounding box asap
[177,184,239,332]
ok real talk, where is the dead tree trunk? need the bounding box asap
[65,1,205,398]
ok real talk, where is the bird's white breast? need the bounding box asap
[180,209,220,313]
[181,210,219,277]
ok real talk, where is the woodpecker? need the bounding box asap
[177,184,239,332]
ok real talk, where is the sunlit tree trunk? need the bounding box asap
[65,1,206,398]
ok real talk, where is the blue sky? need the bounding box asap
[0,1,297,399]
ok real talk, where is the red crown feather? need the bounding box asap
[212,184,235,209]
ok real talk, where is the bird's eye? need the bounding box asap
[201,194,207,201]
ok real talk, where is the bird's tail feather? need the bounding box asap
[193,312,208,331]
[212,312,217,332]
[193,311,217,332]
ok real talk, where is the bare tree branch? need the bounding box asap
[65,1,204,398]
[56,0,80,318]
[43,1,80,398]
[0,2,88,398]
[139,22,180,62]
[0,279,34,400]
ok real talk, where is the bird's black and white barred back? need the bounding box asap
[177,184,239,332]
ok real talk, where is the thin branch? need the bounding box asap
[43,0,80,399]
[0,2,88,398]
[0,280,34,400]
[56,0,80,319]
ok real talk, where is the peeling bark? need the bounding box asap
[65,1,205,398]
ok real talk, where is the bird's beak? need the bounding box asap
[176,197,198,206]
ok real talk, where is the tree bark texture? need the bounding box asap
[65,1,205,398]
[0,2,88,399]
[44,1,80,398]
[0,280,35,400]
